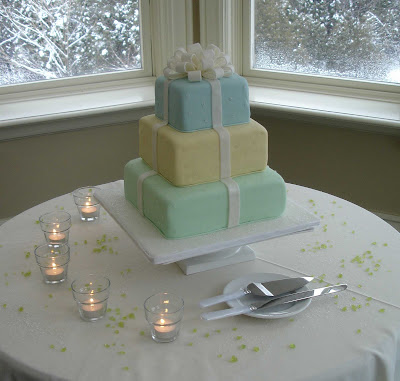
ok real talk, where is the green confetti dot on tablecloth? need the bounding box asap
[187,342,193,346]
[128,313,135,319]
[104,344,110,348]
[341,307,347,312]
[289,318,294,322]
[122,367,129,371]
[25,252,30,258]
[204,333,210,338]
[253,347,260,352]
[117,351,126,355]
[61,348,67,352]
[232,328,237,331]
[2,304,6,308]
[337,274,343,278]
[106,324,111,328]
[217,354,222,358]
[289,344,296,349]
[107,308,112,312]
[23,271,31,277]
[140,331,145,336]
[49,344,55,349]
[372,242,377,245]
[215,329,221,333]
[48,294,53,298]
[18,307,24,312]
[383,243,388,247]
[192,328,197,333]
[351,305,358,312]
[120,293,127,298]
[379,309,385,313]
[114,330,120,334]
[239,344,246,350]
[118,322,124,328]
[229,356,238,363]
[109,316,116,321]
[356,329,361,334]
[358,284,362,288]
[235,336,242,340]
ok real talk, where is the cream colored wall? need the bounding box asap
[0,122,139,219]
[1,113,399,220]
[252,113,400,216]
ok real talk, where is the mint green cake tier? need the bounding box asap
[155,74,250,132]
[124,158,286,239]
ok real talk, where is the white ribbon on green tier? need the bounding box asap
[137,170,157,216]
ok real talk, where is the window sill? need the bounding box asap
[1,76,399,141]
[247,77,400,136]
[0,77,156,141]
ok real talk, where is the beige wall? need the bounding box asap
[1,112,399,219]
[253,113,400,216]
[0,122,139,219]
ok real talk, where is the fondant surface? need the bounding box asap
[139,115,268,187]
[155,74,250,132]
[124,159,286,239]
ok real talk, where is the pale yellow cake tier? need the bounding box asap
[139,114,268,187]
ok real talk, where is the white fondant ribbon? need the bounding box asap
[206,78,231,179]
[137,170,157,216]
[221,178,240,228]
[164,43,234,82]
[152,78,170,172]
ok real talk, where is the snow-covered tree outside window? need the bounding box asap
[253,0,400,84]
[0,0,142,85]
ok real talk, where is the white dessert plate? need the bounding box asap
[223,273,312,319]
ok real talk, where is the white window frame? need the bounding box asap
[200,0,400,136]
[0,0,194,140]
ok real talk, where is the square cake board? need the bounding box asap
[95,180,320,274]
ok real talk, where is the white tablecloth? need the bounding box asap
[0,183,399,381]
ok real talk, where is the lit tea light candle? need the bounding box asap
[80,293,104,320]
[81,198,98,219]
[154,318,177,340]
[44,261,65,282]
[48,228,66,244]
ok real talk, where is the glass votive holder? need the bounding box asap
[39,211,71,246]
[144,292,184,343]
[34,243,70,284]
[72,187,101,222]
[71,275,110,322]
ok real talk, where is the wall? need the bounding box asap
[252,111,400,216]
[0,122,139,219]
[1,111,399,220]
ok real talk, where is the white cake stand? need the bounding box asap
[95,181,320,275]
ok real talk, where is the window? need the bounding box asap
[0,0,152,89]
[199,0,399,131]
[251,0,400,85]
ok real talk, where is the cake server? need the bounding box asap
[201,284,347,320]
[199,276,314,308]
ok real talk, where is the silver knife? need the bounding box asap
[199,276,314,308]
[201,284,347,320]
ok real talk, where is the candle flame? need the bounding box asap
[160,318,165,325]
[52,229,57,234]
[52,263,57,269]
[89,298,94,303]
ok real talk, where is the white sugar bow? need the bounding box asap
[163,43,234,82]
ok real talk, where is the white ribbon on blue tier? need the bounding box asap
[139,43,240,227]
[163,43,235,82]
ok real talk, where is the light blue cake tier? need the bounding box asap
[155,74,250,132]
[124,158,286,239]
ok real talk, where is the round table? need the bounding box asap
[0,184,399,381]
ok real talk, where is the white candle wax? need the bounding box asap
[48,231,66,244]
[153,318,177,340]
[81,205,97,218]
[44,265,65,282]
[80,297,104,320]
